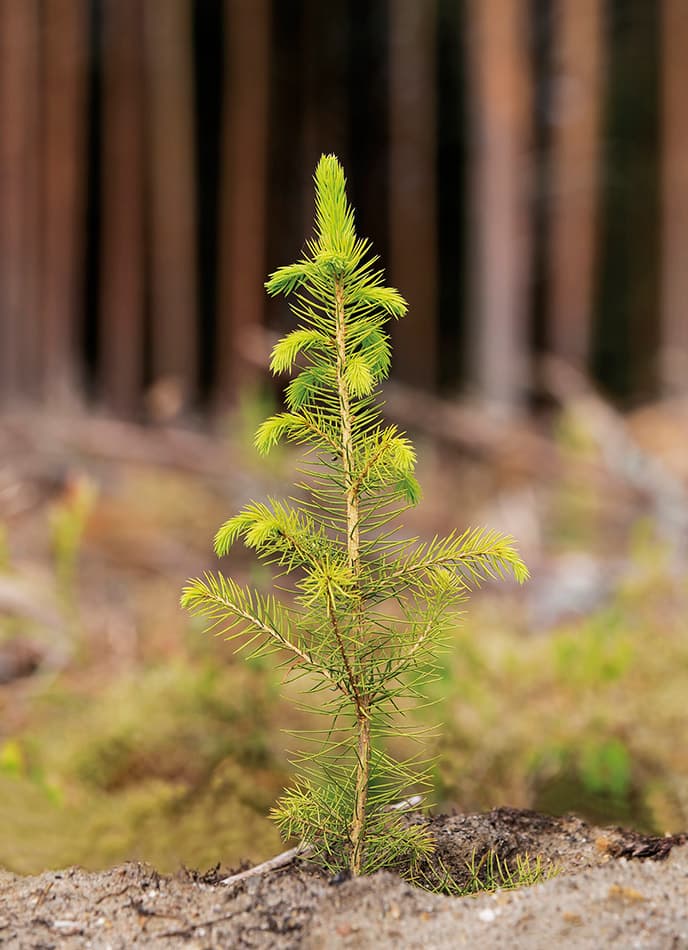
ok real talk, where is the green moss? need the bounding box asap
[0,660,288,873]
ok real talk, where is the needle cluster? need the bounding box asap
[181,155,528,876]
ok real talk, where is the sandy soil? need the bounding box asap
[1,808,687,949]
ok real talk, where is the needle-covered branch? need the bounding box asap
[373,527,529,599]
[180,573,327,678]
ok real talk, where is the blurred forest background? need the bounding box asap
[1,0,688,875]
[1,0,687,413]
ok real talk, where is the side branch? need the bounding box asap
[325,582,364,712]
[297,413,341,453]
[229,602,317,669]
[349,432,392,496]
[182,578,333,681]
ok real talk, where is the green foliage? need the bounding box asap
[452,849,560,897]
[182,155,528,875]
[0,739,25,778]
[421,849,560,897]
[553,608,634,685]
[580,737,632,799]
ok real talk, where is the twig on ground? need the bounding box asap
[32,880,54,909]
[220,843,313,886]
[385,794,423,812]
[94,884,138,904]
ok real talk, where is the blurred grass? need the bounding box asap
[431,582,688,834]
[0,661,286,873]
[0,403,686,873]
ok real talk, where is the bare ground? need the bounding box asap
[1,808,687,949]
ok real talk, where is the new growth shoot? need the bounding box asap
[182,155,528,876]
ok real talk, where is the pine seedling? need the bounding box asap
[181,155,528,877]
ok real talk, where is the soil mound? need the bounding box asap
[1,808,686,948]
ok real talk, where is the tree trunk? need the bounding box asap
[466,0,532,412]
[0,0,41,403]
[660,0,688,394]
[99,0,145,415]
[217,0,271,405]
[547,0,603,371]
[144,0,197,412]
[388,0,437,390]
[41,0,88,404]
[301,0,348,231]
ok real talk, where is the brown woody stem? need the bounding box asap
[334,277,369,875]
[350,706,370,875]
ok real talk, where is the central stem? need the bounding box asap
[334,278,369,876]
[335,283,359,574]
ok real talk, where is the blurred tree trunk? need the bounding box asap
[301,0,348,231]
[347,0,388,258]
[547,0,603,371]
[0,0,41,403]
[594,0,659,400]
[660,0,688,394]
[466,0,532,411]
[144,0,197,412]
[99,0,145,415]
[625,4,660,400]
[217,0,271,405]
[388,0,437,389]
[41,0,88,404]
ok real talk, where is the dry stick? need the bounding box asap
[94,884,139,905]
[32,880,55,910]
[220,843,313,886]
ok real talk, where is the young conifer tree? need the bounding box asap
[182,155,528,877]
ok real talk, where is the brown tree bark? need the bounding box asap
[301,0,348,231]
[144,0,197,410]
[466,0,532,412]
[547,0,603,371]
[217,0,271,405]
[99,0,145,415]
[40,0,88,404]
[0,0,41,403]
[660,0,688,394]
[388,0,437,389]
